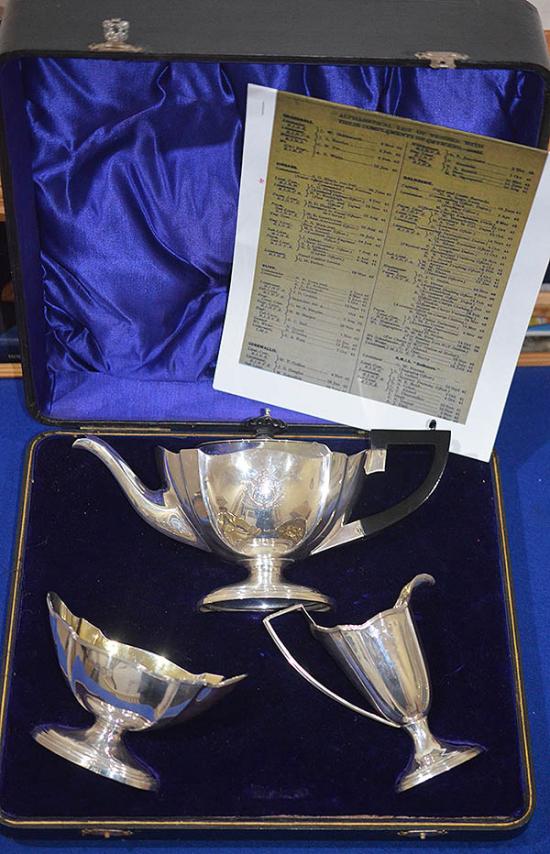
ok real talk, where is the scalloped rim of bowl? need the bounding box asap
[46,592,245,689]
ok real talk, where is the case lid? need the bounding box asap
[0,0,549,430]
[1,0,550,76]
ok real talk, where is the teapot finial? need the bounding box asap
[242,409,287,438]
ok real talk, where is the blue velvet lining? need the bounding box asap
[0,434,528,822]
[0,57,544,422]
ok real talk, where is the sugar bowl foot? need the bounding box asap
[33,722,158,791]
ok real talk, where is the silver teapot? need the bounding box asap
[73,416,449,612]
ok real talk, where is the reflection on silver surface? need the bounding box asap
[264,575,483,792]
[73,425,449,613]
[32,594,246,790]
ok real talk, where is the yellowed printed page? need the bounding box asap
[238,91,545,425]
[214,85,550,460]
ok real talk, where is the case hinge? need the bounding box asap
[398,829,448,839]
[415,51,469,69]
[89,18,143,52]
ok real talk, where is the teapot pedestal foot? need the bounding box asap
[200,581,332,613]
[32,723,158,791]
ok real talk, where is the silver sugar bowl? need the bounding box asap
[33,593,246,790]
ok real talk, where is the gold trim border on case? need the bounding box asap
[0,432,535,832]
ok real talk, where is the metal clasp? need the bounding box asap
[415,51,469,69]
[398,829,448,839]
[81,827,133,838]
[89,18,143,52]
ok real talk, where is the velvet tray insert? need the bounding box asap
[0,430,532,835]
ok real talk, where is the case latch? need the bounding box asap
[89,18,143,52]
[398,829,449,839]
[415,51,469,69]
[81,827,133,838]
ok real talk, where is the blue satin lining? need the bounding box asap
[14,58,546,421]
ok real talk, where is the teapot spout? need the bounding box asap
[72,436,206,548]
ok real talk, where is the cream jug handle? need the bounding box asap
[263,606,400,729]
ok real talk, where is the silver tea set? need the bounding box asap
[34,416,485,793]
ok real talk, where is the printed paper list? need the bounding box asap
[239,92,545,423]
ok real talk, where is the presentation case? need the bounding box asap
[0,0,548,839]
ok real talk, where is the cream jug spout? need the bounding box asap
[72,436,206,549]
[393,573,435,611]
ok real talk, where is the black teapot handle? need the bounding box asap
[361,429,451,537]
[311,429,451,555]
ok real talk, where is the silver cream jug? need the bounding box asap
[264,574,483,792]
